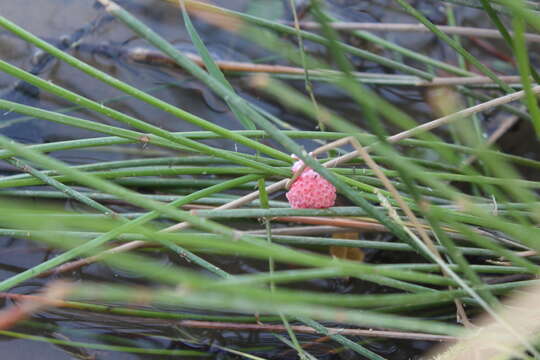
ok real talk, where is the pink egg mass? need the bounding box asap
[286,159,337,209]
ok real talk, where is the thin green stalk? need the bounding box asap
[14,214,518,259]
[177,0,434,79]
[328,13,472,77]
[157,236,231,278]
[493,0,540,36]
[76,0,439,260]
[0,230,456,310]
[426,211,500,306]
[5,160,540,192]
[0,16,290,163]
[447,220,540,273]
[0,99,291,180]
[115,177,264,189]
[3,219,444,293]
[458,87,532,122]
[253,76,540,251]
[445,4,483,147]
[513,17,540,136]
[480,0,514,45]
[7,296,277,322]
[227,266,534,286]
[0,155,286,185]
[0,209,458,293]
[0,99,187,151]
[74,283,466,335]
[384,264,534,275]
[0,226,448,280]
[271,235,498,256]
[0,62,287,177]
[429,0,527,13]
[0,330,208,356]
[298,316,386,360]
[1,186,442,358]
[0,137,460,291]
[260,175,312,359]
[480,0,540,84]
[0,83,177,131]
[290,0,323,132]
[4,157,115,216]
[393,0,514,93]
[179,0,255,129]
[2,169,249,281]
[0,189,287,207]
[0,129,537,170]
[252,11,528,338]
[42,232,446,359]
[240,98,431,255]
[0,166,273,188]
[0,164,259,290]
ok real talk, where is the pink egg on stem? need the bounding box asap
[286,158,336,209]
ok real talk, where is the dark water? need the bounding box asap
[0,0,531,358]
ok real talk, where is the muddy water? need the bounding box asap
[0,0,508,358]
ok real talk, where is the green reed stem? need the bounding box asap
[0,16,290,163]
[0,330,208,356]
[393,0,513,93]
[181,0,433,79]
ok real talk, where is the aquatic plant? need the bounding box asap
[0,0,540,358]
